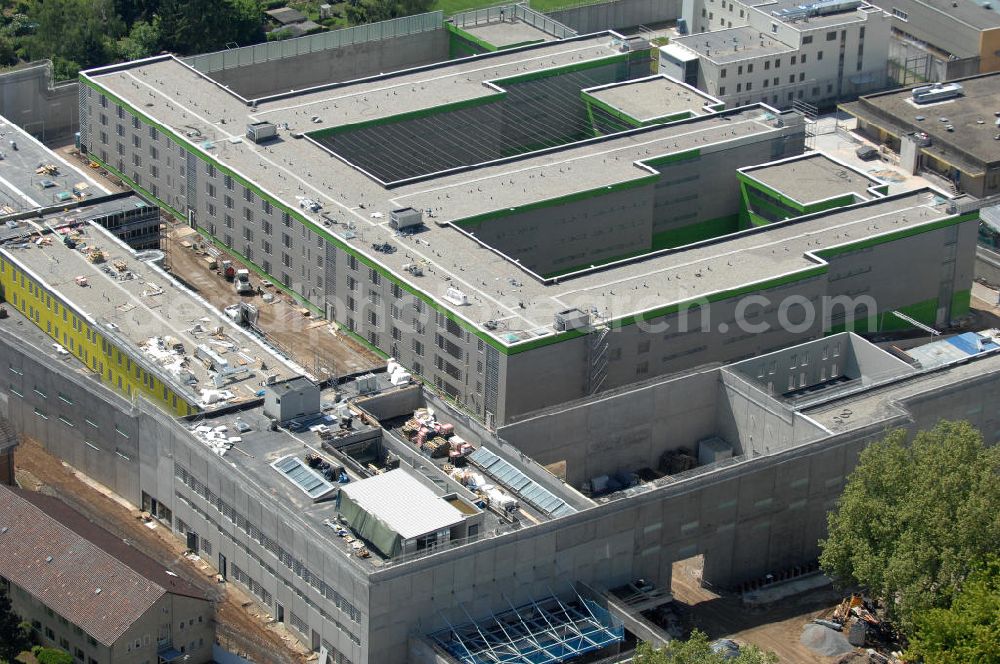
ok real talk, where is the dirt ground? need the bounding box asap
[670,558,851,663]
[55,144,381,378]
[162,221,381,378]
[14,437,311,664]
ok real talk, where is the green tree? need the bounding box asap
[115,19,162,61]
[32,647,74,664]
[24,0,125,78]
[0,587,30,663]
[819,421,1000,630]
[905,557,1000,664]
[632,630,778,664]
[157,0,262,55]
[345,0,434,25]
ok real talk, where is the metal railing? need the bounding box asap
[184,12,444,74]
[450,3,577,39]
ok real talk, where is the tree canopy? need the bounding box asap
[32,647,74,664]
[632,630,778,664]
[904,557,1000,664]
[819,420,1000,630]
[3,0,286,79]
[0,587,30,664]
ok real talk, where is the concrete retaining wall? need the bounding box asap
[975,245,1000,288]
[0,61,79,145]
[206,29,451,100]
[548,0,681,34]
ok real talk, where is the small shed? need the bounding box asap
[338,469,465,558]
[263,376,320,423]
[265,7,308,25]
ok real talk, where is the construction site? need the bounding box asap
[74,22,981,426]
[0,11,998,664]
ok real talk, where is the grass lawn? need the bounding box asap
[431,0,597,16]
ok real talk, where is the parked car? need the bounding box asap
[855,144,879,161]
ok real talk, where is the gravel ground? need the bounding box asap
[801,623,854,657]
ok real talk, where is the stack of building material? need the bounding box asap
[659,448,697,474]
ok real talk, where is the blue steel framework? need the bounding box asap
[429,592,624,664]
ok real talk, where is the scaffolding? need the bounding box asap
[429,591,624,664]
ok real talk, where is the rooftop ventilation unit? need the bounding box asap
[554,308,590,331]
[445,287,469,306]
[912,82,964,104]
[390,207,423,231]
[772,0,861,20]
[246,121,278,144]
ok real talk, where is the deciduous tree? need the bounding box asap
[905,557,1000,663]
[819,421,1000,630]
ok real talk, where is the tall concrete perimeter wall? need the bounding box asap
[0,61,79,145]
[204,29,451,101]
[548,0,681,34]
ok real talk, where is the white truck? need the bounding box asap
[234,269,254,295]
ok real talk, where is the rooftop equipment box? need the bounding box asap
[246,121,278,144]
[390,207,423,230]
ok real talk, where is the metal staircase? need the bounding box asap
[587,325,610,395]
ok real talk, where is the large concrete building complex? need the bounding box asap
[0,15,995,664]
[662,0,891,108]
[73,32,978,426]
[0,485,213,664]
[2,238,998,661]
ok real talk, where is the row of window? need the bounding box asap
[176,491,361,651]
[173,466,362,625]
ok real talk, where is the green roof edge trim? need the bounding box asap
[80,73,516,356]
[642,147,700,168]
[453,175,659,228]
[736,171,807,211]
[815,211,979,257]
[490,50,647,86]
[580,91,642,127]
[305,91,507,138]
[613,265,829,328]
[446,21,499,52]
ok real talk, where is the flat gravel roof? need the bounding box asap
[460,19,556,48]
[2,219,298,405]
[740,152,882,204]
[0,115,110,216]
[844,72,1000,172]
[85,46,965,349]
[583,75,720,123]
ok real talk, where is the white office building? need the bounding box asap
[662,0,892,108]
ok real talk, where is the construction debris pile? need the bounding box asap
[803,595,905,663]
[304,452,350,484]
[322,517,371,559]
[191,424,243,457]
[449,468,518,514]
[402,408,473,464]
